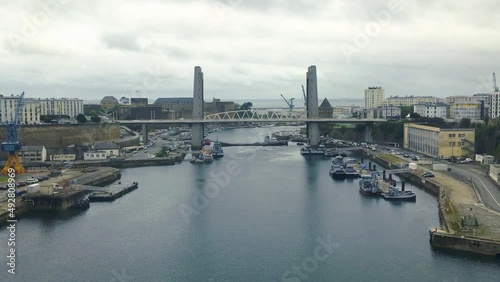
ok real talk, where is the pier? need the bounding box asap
[86,182,139,202]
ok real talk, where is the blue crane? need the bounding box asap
[1,92,26,174]
[280,94,295,111]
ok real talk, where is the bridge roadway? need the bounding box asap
[116,118,387,125]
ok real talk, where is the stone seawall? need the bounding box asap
[0,123,120,149]
[429,231,500,257]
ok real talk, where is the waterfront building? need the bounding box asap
[404,123,475,159]
[318,98,333,118]
[92,143,120,157]
[83,151,107,161]
[19,145,47,163]
[489,164,500,185]
[414,103,449,119]
[50,154,76,162]
[450,102,482,120]
[385,95,440,106]
[364,87,384,109]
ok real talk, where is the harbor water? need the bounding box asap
[1,126,499,281]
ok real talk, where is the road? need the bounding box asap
[370,142,500,213]
[437,161,500,212]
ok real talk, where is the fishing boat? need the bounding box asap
[381,186,416,201]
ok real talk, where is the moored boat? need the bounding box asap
[381,186,416,201]
[359,174,382,195]
[212,140,224,159]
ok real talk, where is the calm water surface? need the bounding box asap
[1,126,499,281]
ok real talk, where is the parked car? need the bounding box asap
[403,154,410,158]
[460,158,473,163]
[0,185,7,190]
[422,172,435,178]
[411,156,419,161]
[25,178,39,184]
[16,181,26,187]
[42,175,49,180]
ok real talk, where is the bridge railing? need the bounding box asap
[204,110,307,121]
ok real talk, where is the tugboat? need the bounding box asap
[359,174,382,196]
[381,186,416,201]
[212,140,224,159]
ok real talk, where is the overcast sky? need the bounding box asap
[1,0,499,102]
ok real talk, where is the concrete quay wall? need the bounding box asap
[429,231,500,257]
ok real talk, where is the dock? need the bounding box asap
[350,161,396,193]
[86,182,139,202]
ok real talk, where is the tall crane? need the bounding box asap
[280,94,295,111]
[494,72,499,92]
[301,84,307,109]
[1,92,26,174]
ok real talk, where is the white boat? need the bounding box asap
[300,145,325,156]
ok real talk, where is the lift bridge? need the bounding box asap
[116,65,387,150]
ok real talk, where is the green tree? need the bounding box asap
[76,114,87,123]
[89,110,98,116]
[90,116,101,123]
[239,102,253,110]
[459,118,471,128]
[400,106,413,118]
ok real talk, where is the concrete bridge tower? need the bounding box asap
[191,66,204,150]
[306,66,320,146]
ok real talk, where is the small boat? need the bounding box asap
[296,142,304,146]
[344,165,360,179]
[300,145,325,156]
[203,138,211,145]
[381,186,416,201]
[204,154,214,163]
[190,154,205,164]
[324,148,338,157]
[359,174,382,195]
[212,140,224,159]
[329,164,346,180]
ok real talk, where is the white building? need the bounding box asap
[19,145,47,163]
[361,106,401,119]
[364,87,385,109]
[490,91,500,119]
[83,151,107,161]
[414,103,449,119]
[0,94,41,124]
[450,102,482,121]
[32,98,84,118]
[0,95,83,123]
[92,143,120,157]
[385,95,441,106]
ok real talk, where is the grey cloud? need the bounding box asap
[102,32,141,51]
